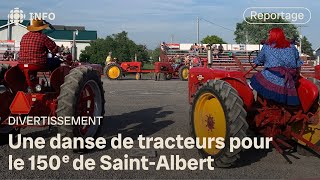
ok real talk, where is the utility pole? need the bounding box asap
[171,34,174,43]
[298,25,307,54]
[7,18,10,40]
[245,31,248,56]
[197,17,200,44]
[298,26,302,54]
[72,30,78,61]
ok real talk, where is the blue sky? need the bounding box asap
[1,0,319,49]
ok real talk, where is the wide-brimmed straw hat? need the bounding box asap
[27,19,49,32]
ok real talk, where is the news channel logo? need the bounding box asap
[7,7,56,25]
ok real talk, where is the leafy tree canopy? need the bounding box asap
[234,15,313,56]
[80,31,148,64]
[201,35,226,44]
[234,15,299,44]
[301,36,313,56]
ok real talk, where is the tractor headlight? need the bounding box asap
[35,84,42,92]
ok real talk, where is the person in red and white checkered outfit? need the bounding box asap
[19,19,61,70]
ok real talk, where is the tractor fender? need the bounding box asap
[50,66,72,92]
[220,77,254,110]
[4,66,26,93]
[78,63,103,75]
[85,64,103,75]
[297,77,319,112]
[154,62,173,73]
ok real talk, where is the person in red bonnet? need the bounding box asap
[250,28,303,106]
[19,19,61,70]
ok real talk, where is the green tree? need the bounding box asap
[234,15,299,44]
[301,36,313,56]
[148,47,161,62]
[80,31,149,64]
[201,35,226,44]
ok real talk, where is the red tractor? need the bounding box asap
[159,48,212,81]
[189,47,320,167]
[0,57,105,143]
[104,61,174,81]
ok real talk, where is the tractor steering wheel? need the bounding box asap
[248,50,260,72]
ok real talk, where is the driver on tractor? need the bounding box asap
[250,28,303,106]
[19,19,60,70]
[105,52,113,66]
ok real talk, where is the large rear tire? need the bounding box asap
[56,66,105,150]
[190,79,249,167]
[179,66,189,81]
[105,64,122,80]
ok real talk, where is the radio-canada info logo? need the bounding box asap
[8,7,26,24]
[7,7,55,25]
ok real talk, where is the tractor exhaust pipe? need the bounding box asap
[206,44,212,67]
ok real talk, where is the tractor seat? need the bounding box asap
[18,63,47,72]
[18,63,48,89]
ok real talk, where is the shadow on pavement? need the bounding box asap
[101,107,174,139]
[236,147,272,167]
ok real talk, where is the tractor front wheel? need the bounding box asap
[135,73,142,80]
[190,79,249,167]
[179,66,189,81]
[105,64,122,80]
[57,66,105,151]
[165,73,173,80]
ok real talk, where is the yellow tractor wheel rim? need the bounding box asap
[194,92,227,155]
[294,103,320,146]
[182,68,189,80]
[108,66,121,79]
[136,73,141,80]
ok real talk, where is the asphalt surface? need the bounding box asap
[1,75,320,179]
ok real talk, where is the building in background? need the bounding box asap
[0,20,97,60]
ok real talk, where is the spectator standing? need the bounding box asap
[184,55,190,66]
[218,44,224,57]
[64,46,71,54]
[213,45,219,58]
[60,44,65,52]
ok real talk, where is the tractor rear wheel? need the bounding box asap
[57,66,105,151]
[179,66,189,81]
[105,64,122,80]
[190,79,249,167]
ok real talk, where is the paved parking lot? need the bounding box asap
[1,76,320,179]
